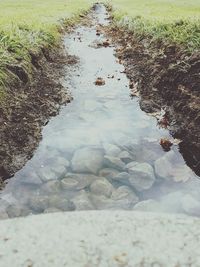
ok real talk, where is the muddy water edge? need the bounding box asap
[0,4,199,219]
[105,20,200,176]
[0,15,92,182]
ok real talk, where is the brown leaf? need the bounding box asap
[160,138,173,151]
[95,77,105,86]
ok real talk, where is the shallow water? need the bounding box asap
[0,5,199,219]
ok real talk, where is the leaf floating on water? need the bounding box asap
[160,138,173,152]
[95,77,105,86]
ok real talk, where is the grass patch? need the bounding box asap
[107,0,200,50]
[0,0,94,96]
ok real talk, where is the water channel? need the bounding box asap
[0,4,199,219]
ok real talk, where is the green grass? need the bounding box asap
[107,0,200,50]
[0,0,93,97]
[0,0,94,31]
[0,0,200,97]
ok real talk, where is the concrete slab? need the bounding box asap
[0,211,200,266]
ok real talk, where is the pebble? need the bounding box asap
[112,172,130,183]
[63,173,98,190]
[103,143,121,157]
[128,162,155,191]
[51,165,67,179]
[29,196,49,212]
[71,147,104,174]
[104,156,126,171]
[6,205,21,218]
[126,161,137,170]
[90,178,114,197]
[111,186,139,209]
[38,167,59,182]
[154,151,173,180]
[90,194,114,210]
[55,157,70,168]
[72,191,94,210]
[48,196,75,212]
[118,151,133,163]
[60,178,79,190]
[99,168,119,179]
[155,151,194,182]
[41,180,61,194]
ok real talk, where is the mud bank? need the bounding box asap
[106,25,200,175]
[0,45,74,182]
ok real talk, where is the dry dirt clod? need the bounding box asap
[103,40,110,47]
[160,138,173,152]
[130,90,138,97]
[96,29,101,36]
[129,81,139,96]
[95,77,105,86]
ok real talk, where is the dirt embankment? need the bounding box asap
[0,44,76,183]
[106,26,200,176]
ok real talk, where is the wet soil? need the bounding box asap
[0,45,74,182]
[105,26,200,176]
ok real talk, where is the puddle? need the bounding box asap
[0,4,199,219]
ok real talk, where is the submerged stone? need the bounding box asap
[112,172,130,183]
[60,178,79,190]
[48,195,75,212]
[99,168,119,179]
[63,173,99,190]
[38,167,58,182]
[72,191,94,211]
[6,205,21,218]
[128,162,155,191]
[104,156,126,171]
[154,151,194,182]
[103,143,121,157]
[71,147,104,174]
[90,178,114,197]
[118,151,133,163]
[111,186,139,209]
[29,196,49,213]
[41,180,61,194]
[90,194,114,210]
